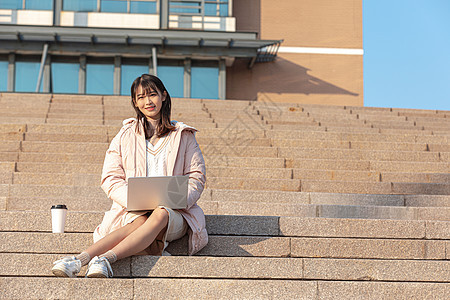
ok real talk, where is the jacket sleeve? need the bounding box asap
[183,131,206,210]
[100,128,128,208]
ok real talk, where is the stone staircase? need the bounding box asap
[0,93,449,299]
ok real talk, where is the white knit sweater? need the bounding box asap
[146,133,171,176]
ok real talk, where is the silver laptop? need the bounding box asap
[126,175,189,211]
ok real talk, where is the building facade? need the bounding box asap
[0,0,362,106]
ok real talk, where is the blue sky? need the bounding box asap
[363,0,450,111]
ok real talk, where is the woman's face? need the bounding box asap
[134,84,166,121]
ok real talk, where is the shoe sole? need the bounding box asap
[52,266,71,278]
[86,266,109,278]
[86,272,108,278]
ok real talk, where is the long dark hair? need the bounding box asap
[131,74,176,139]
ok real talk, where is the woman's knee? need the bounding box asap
[134,215,148,225]
[148,207,169,225]
[127,215,147,231]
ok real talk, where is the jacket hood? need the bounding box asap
[171,120,198,135]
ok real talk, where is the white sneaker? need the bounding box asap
[52,256,81,278]
[85,256,113,278]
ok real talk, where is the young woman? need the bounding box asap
[52,74,207,278]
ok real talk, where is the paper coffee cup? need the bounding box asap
[51,205,68,233]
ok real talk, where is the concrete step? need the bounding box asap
[207,166,292,179]
[214,122,268,130]
[11,278,450,300]
[309,119,367,127]
[45,118,104,125]
[441,152,450,162]
[4,185,449,213]
[379,128,434,135]
[203,100,251,109]
[0,141,20,152]
[0,132,24,141]
[206,177,300,191]
[21,141,108,153]
[293,169,380,182]
[4,210,447,240]
[0,152,18,162]
[15,162,102,173]
[288,158,370,171]
[0,92,51,101]
[51,94,103,104]
[382,172,450,183]
[355,114,408,121]
[208,201,450,221]
[0,123,26,133]
[196,128,266,139]
[5,196,111,212]
[49,103,103,111]
[280,148,440,162]
[413,117,450,124]
[295,168,449,185]
[210,189,406,206]
[0,162,14,172]
[48,107,102,115]
[271,138,351,149]
[0,232,288,257]
[201,145,278,158]
[2,225,448,260]
[12,172,99,186]
[0,109,48,116]
[18,152,105,164]
[3,211,447,238]
[24,132,108,142]
[197,137,272,146]
[0,116,46,124]
[26,124,109,135]
[5,184,105,200]
[0,254,448,282]
[266,130,449,144]
[301,180,450,195]
[350,141,431,151]
[267,124,323,131]
[7,155,450,178]
[13,150,287,165]
[9,122,445,144]
[203,109,260,117]
[369,160,450,173]
[10,169,394,191]
[287,158,450,173]
[204,156,285,168]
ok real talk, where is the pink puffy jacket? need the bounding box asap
[93,118,208,255]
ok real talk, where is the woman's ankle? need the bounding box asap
[99,250,118,264]
[75,252,91,267]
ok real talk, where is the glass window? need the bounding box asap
[63,0,97,12]
[51,62,79,94]
[86,63,114,95]
[101,0,127,13]
[1,0,22,9]
[15,61,42,92]
[191,66,218,99]
[130,0,156,14]
[205,3,228,16]
[170,1,200,14]
[121,64,148,95]
[0,61,8,92]
[157,65,184,98]
[25,0,53,10]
